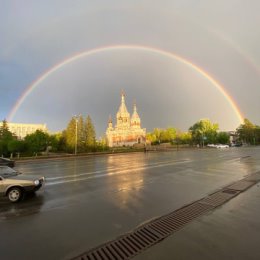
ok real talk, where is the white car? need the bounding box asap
[216,144,229,148]
[207,144,229,148]
[207,144,216,148]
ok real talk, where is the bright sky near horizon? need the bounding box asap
[1,0,260,136]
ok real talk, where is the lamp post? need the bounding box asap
[74,115,80,155]
[198,130,205,148]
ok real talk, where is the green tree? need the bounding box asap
[0,120,13,141]
[85,115,96,151]
[64,115,97,153]
[24,130,49,155]
[237,119,256,145]
[189,119,219,146]
[64,117,77,152]
[0,141,4,156]
[146,132,157,144]
[96,136,109,151]
[255,126,260,144]
[77,115,85,152]
[0,120,15,155]
[7,140,26,155]
[178,132,192,144]
[216,132,230,144]
[147,127,178,144]
[47,132,67,152]
[153,128,162,144]
[59,131,67,151]
[160,127,177,143]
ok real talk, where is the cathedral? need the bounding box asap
[106,93,146,147]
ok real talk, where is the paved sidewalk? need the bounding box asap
[133,184,260,260]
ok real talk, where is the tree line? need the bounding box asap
[1,117,260,157]
[236,118,260,145]
[0,115,108,157]
[146,119,230,146]
[146,118,260,146]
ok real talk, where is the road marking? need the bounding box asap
[46,159,192,186]
[46,159,188,180]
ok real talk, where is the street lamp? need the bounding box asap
[74,115,80,155]
[198,130,205,148]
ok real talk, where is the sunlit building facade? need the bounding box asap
[1,122,48,139]
[106,93,146,147]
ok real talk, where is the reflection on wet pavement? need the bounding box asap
[1,147,260,260]
[0,192,44,220]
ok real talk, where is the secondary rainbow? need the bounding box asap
[8,45,244,123]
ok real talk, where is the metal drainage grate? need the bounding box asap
[146,202,213,237]
[72,203,214,260]
[227,180,256,191]
[75,226,162,260]
[244,171,260,182]
[222,189,238,195]
[198,190,238,207]
[72,174,260,260]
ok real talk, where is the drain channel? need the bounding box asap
[72,171,260,260]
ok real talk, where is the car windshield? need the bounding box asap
[0,166,19,177]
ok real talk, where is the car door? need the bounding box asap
[0,158,4,166]
[0,167,7,194]
[0,176,5,194]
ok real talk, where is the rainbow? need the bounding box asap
[209,28,260,77]
[8,44,244,123]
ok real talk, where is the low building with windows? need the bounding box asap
[106,93,146,147]
[1,122,48,139]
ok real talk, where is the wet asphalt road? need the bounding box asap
[1,147,260,260]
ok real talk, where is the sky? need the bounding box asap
[1,0,260,137]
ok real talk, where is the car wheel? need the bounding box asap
[7,187,23,202]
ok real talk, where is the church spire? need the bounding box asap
[133,99,137,113]
[108,114,112,123]
[121,90,126,104]
[116,90,130,129]
[108,115,113,130]
[118,90,129,115]
[131,99,141,128]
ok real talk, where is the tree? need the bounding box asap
[216,132,230,144]
[161,127,177,143]
[77,115,85,152]
[189,119,219,146]
[24,130,49,154]
[64,115,96,153]
[146,132,157,144]
[7,140,26,155]
[178,132,192,144]
[85,115,96,150]
[0,120,15,155]
[0,141,4,156]
[146,127,177,144]
[153,128,162,144]
[0,120,13,141]
[64,117,77,152]
[96,136,109,151]
[255,126,260,144]
[47,133,66,152]
[237,119,256,145]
